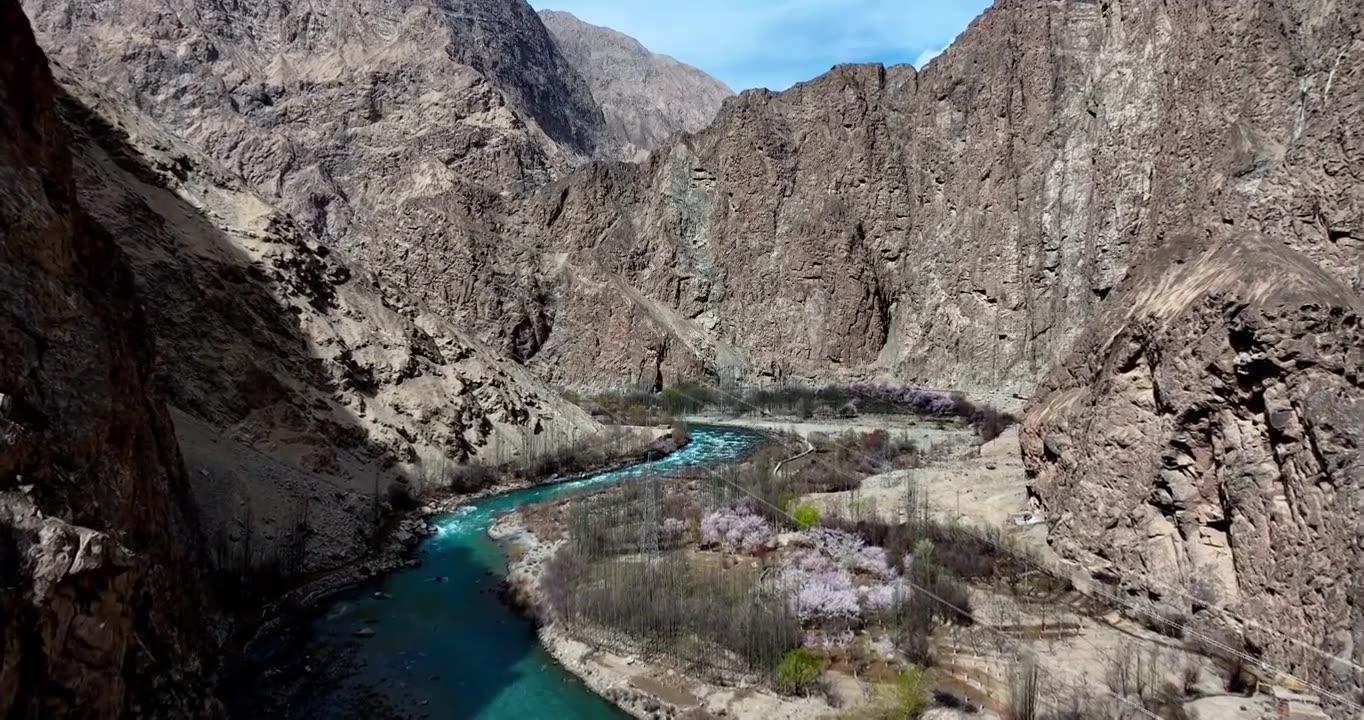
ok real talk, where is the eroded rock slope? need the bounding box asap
[506,0,1363,390]
[1,3,601,713]
[1022,231,1364,699]
[53,66,598,572]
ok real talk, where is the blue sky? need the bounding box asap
[530,1,994,91]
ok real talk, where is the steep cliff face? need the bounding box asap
[21,0,606,250]
[506,64,915,387]
[540,9,733,162]
[906,0,1362,389]
[0,2,216,716]
[2,1,604,712]
[1021,231,1364,697]
[52,64,599,573]
[506,0,1363,391]
[22,0,1361,393]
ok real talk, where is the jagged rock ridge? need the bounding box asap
[20,0,741,368]
[55,64,599,573]
[499,0,1363,391]
[540,9,733,162]
[20,0,608,265]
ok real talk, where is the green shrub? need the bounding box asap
[790,502,820,530]
[842,666,930,719]
[890,667,931,718]
[660,381,715,414]
[776,648,823,695]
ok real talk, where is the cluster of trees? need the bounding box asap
[745,383,1016,441]
[563,380,1017,441]
[543,548,801,681]
[782,430,920,495]
[562,382,715,425]
[422,425,654,494]
[208,495,311,612]
[538,439,1102,710]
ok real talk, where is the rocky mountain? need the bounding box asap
[495,0,1363,392]
[1,1,599,714]
[22,0,1361,396]
[20,0,608,263]
[1,3,217,715]
[1021,230,1363,701]
[9,0,1364,705]
[997,0,1362,701]
[56,62,599,574]
[20,0,740,368]
[539,9,733,162]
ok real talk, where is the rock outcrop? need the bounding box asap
[539,9,733,162]
[19,0,609,289]
[0,2,216,715]
[1022,231,1364,698]
[19,0,734,370]
[506,65,915,387]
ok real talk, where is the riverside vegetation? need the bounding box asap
[509,421,1285,719]
[205,423,679,618]
[564,381,1018,442]
[514,437,998,710]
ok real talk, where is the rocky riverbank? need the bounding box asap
[242,427,677,650]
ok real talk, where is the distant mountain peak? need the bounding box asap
[538,8,733,162]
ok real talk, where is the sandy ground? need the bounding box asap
[798,427,1030,531]
[775,425,1297,720]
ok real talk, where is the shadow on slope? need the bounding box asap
[225,540,544,720]
[46,55,596,682]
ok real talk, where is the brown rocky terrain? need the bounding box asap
[1,0,601,714]
[18,0,609,346]
[20,0,738,367]
[22,0,606,201]
[21,0,1361,395]
[0,2,217,715]
[499,0,1364,391]
[5,0,1364,713]
[52,62,598,573]
[539,9,733,162]
[1021,230,1364,702]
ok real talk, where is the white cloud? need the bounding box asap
[913,46,945,68]
[531,0,992,90]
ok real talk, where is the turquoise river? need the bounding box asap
[233,423,766,719]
